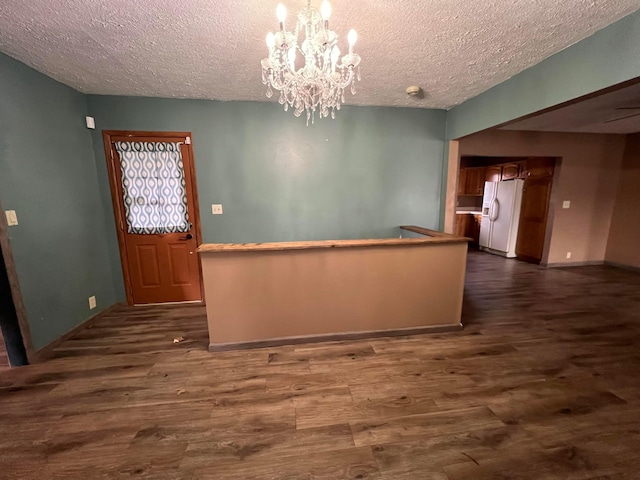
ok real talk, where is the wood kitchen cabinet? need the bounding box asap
[515,157,556,264]
[455,214,482,245]
[485,165,502,183]
[522,157,555,178]
[459,158,551,197]
[454,214,468,238]
[471,214,481,245]
[462,167,486,196]
[502,161,525,180]
[457,168,468,196]
[458,167,485,196]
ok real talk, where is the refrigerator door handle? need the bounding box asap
[490,198,500,221]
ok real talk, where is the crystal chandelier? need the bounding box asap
[261,0,361,125]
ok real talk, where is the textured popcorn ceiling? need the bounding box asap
[0,0,638,109]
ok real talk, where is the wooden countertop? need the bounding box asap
[197,226,470,253]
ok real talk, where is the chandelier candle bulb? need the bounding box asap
[288,48,296,69]
[262,0,361,125]
[348,29,357,53]
[276,3,287,29]
[266,32,275,50]
[331,46,340,71]
[320,0,331,19]
[321,0,331,27]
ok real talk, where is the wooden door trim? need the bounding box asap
[102,130,204,306]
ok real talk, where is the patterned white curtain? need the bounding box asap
[114,142,190,234]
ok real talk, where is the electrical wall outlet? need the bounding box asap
[88,296,97,309]
[562,200,571,209]
[212,204,223,215]
[566,252,572,259]
[5,210,18,226]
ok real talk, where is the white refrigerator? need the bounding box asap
[479,179,524,258]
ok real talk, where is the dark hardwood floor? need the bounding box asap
[1,251,639,479]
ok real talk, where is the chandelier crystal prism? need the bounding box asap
[261,0,361,125]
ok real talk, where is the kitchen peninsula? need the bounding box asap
[197,226,470,351]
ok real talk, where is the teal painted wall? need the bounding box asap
[0,53,116,349]
[86,96,447,300]
[446,9,640,140]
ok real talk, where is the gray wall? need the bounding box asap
[87,96,447,300]
[0,53,116,349]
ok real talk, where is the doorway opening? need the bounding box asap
[0,213,29,368]
[102,131,204,305]
[454,155,556,264]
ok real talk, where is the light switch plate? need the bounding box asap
[85,116,95,129]
[212,204,223,215]
[562,200,571,209]
[88,296,96,309]
[5,210,18,226]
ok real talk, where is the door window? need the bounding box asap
[114,142,190,234]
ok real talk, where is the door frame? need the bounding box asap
[444,143,559,263]
[0,199,34,363]
[102,130,204,306]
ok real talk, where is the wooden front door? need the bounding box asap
[516,158,555,264]
[103,131,203,305]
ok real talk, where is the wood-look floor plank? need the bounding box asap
[180,423,356,468]
[372,425,538,479]
[350,405,505,447]
[185,446,381,479]
[295,388,440,430]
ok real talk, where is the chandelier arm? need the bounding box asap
[277,48,300,78]
[285,63,299,78]
[280,69,299,92]
[270,75,301,106]
[326,67,355,90]
[264,58,299,92]
[264,68,283,89]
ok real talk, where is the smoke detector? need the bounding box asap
[406,86,423,96]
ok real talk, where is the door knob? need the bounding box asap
[180,233,193,240]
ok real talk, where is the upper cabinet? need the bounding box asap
[485,166,502,183]
[459,159,532,196]
[466,167,486,196]
[459,158,554,196]
[457,168,468,196]
[522,158,555,178]
[459,167,486,196]
[501,162,523,180]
